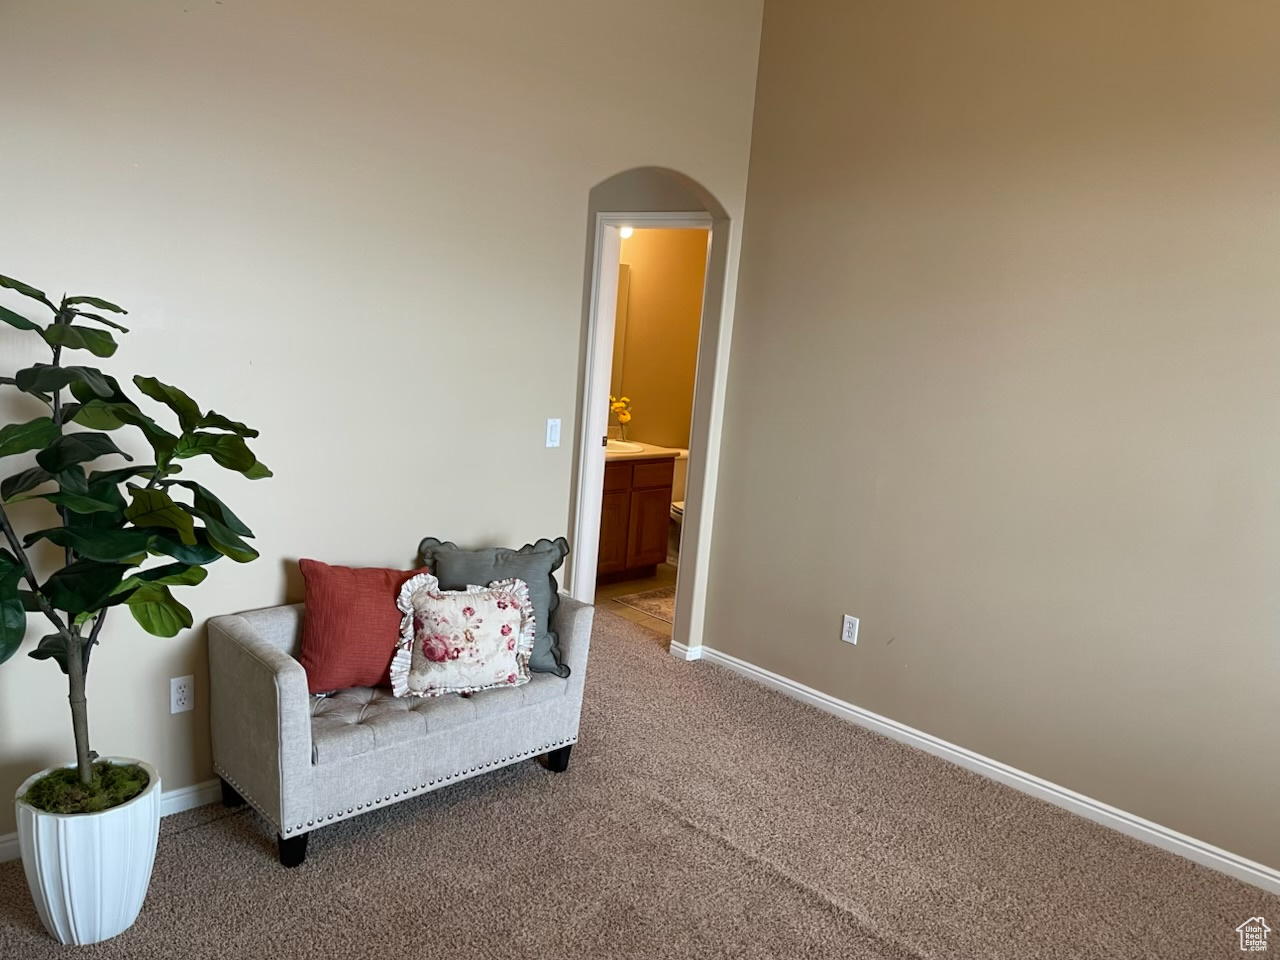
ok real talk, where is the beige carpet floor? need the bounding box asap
[0,609,1274,959]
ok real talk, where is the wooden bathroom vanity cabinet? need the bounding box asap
[598,455,674,580]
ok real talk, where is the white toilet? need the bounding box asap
[669,449,689,564]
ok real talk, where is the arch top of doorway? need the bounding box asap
[588,166,730,222]
[570,165,734,658]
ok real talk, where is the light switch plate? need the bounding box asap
[545,418,561,448]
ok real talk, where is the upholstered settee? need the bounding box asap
[207,596,593,866]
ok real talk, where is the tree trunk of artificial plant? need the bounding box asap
[48,341,95,786]
[0,503,94,784]
[64,630,93,783]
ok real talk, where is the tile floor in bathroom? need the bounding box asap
[593,562,677,641]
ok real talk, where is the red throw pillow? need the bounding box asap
[297,559,428,694]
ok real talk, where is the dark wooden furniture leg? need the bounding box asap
[220,778,246,808]
[543,745,572,773]
[277,833,309,868]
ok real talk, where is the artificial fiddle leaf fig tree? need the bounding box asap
[0,272,270,806]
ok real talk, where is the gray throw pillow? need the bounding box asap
[418,537,571,677]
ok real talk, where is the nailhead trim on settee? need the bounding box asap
[222,737,577,836]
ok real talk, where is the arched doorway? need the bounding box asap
[567,168,733,660]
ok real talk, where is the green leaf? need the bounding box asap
[74,401,179,460]
[244,459,273,480]
[197,411,259,439]
[0,274,54,309]
[69,372,127,405]
[128,418,178,461]
[41,560,129,616]
[164,479,253,536]
[1,466,53,500]
[86,465,144,485]
[0,303,42,332]
[134,376,201,433]
[125,488,195,544]
[0,551,26,666]
[122,416,177,461]
[27,633,72,674]
[63,481,127,532]
[71,399,126,431]
[12,491,121,515]
[125,583,192,637]
[41,324,118,358]
[55,465,89,495]
[24,527,152,564]
[15,364,113,399]
[64,295,127,314]
[64,483,124,513]
[0,417,59,459]
[172,433,255,472]
[129,563,208,588]
[26,627,92,675]
[18,589,40,612]
[72,311,129,333]
[110,563,207,605]
[84,473,128,502]
[147,529,222,565]
[88,464,161,486]
[0,596,24,664]
[36,433,132,473]
[186,505,259,563]
[1,465,85,501]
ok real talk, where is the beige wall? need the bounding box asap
[0,0,763,833]
[616,229,709,449]
[709,0,1280,867]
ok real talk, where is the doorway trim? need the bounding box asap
[568,210,726,659]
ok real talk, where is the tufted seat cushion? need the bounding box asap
[309,672,569,764]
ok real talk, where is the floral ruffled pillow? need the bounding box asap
[391,573,535,698]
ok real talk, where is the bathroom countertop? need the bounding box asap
[604,441,681,462]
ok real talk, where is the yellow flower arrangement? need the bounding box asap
[609,396,633,436]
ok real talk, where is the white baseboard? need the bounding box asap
[160,779,222,817]
[696,644,1280,896]
[0,778,221,864]
[668,640,702,661]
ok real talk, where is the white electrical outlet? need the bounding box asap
[545,418,561,448]
[170,675,195,714]
[841,615,859,645]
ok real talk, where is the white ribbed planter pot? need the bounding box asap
[15,758,161,946]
